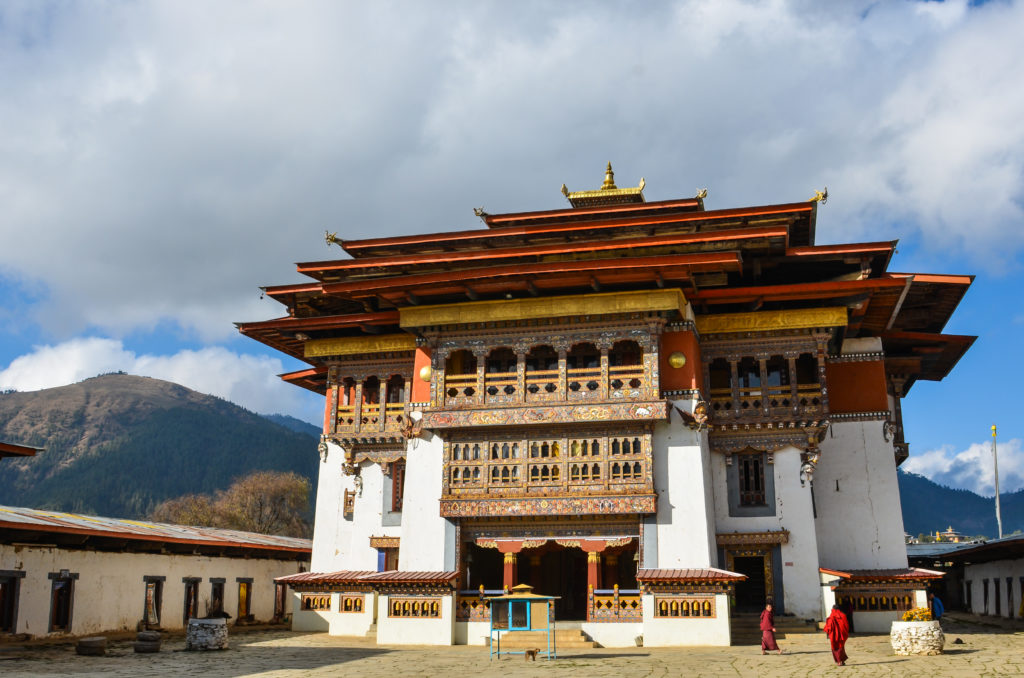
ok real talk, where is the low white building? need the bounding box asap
[0,505,310,638]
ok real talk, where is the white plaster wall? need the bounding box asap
[852,611,901,633]
[399,433,456,571]
[964,559,1024,617]
[0,544,306,637]
[640,593,731,646]
[327,592,376,636]
[349,461,400,571]
[814,421,908,570]
[712,446,821,619]
[650,403,717,569]
[311,440,353,572]
[290,591,331,632]
[580,622,643,648]
[454,621,491,645]
[376,594,455,645]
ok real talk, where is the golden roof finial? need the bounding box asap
[810,187,829,204]
[601,162,617,190]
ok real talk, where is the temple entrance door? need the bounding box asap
[732,556,768,613]
[539,548,588,619]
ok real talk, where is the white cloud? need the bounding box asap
[0,0,1022,344]
[903,438,1024,497]
[0,337,321,424]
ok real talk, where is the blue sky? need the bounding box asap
[1,0,1022,496]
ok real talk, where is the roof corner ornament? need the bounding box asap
[325,230,342,248]
[473,207,489,218]
[696,188,708,199]
[560,183,570,198]
[810,187,829,204]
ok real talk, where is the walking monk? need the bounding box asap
[760,603,783,655]
[824,604,850,666]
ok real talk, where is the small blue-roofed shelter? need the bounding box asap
[488,583,559,660]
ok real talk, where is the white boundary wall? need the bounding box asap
[964,559,1024,617]
[376,593,455,645]
[640,593,731,646]
[290,591,375,635]
[0,544,305,637]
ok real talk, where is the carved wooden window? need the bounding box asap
[391,460,406,512]
[738,454,766,506]
[301,593,331,611]
[389,597,441,618]
[340,594,364,613]
[654,596,716,618]
[343,489,355,517]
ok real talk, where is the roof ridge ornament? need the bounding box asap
[561,162,646,208]
[810,187,829,204]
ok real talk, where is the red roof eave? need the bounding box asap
[340,202,814,254]
[300,226,787,275]
[0,519,311,556]
[482,197,703,227]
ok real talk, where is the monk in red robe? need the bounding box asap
[760,603,783,654]
[824,604,850,666]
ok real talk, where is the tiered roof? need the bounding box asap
[239,166,974,394]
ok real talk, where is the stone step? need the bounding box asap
[365,623,377,639]
[495,629,598,649]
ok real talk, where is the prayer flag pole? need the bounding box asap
[992,424,1003,539]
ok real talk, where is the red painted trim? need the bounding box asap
[689,278,906,302]
[237,311,400,332]
[889,273,975,285]
[300,226,785,274]
[786,242,895,257]
[340,202,814,253]
[483,197,702,226]
[0,520,311,555]
[0,441,40,457]
[322,252,742,295]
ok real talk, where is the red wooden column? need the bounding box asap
[503,552,517,590]
[580,539,608,620]
[497,541,524,590]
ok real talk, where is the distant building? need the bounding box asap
[0,505,310,638]
[936,525,968,543]
[910,535,1024,617]
[243,167,972,645]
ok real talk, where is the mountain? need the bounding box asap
[897,469,1024,538]
[262,413,322,438]
[0,374,320,519]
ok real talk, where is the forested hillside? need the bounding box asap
[897,469,1024,538]
[0,374,319,518]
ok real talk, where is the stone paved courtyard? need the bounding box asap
[1,615,1022,678]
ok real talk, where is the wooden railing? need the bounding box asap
[455,589,504,622]
[589,586,642,622]
[708,383,824,421]
[335,402,408,434]
[442,363,650,408]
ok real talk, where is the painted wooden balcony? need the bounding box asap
[335,402,409,434]
[708,383,824,423]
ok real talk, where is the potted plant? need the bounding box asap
[890,608,943,655]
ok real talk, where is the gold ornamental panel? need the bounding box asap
[695,307,847,335]
[400,289,687,328]
[305,333,416,358]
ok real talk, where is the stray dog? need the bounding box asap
[524,648,540,661]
